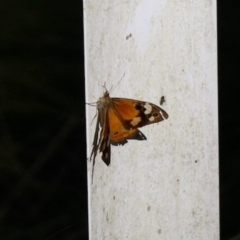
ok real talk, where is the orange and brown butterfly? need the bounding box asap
[89,87,169,180]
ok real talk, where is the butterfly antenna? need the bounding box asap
[102,82,108,92]
[86,102,97,107]
[109,72,125,94]
[86,92,98,106]
[109,84,114,93]
[90,112,97,125]
[91,93,97,101]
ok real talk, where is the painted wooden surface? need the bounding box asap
[84,0,218,239]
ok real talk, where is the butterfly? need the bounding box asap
[89,88,169,180]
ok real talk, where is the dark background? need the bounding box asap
[0,0,87,240]
[219,1,240,240]
[0,1,239,240]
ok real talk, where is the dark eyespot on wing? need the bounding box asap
[135,104,144,111]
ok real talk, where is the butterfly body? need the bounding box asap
[90,90,168,176]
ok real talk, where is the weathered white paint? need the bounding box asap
[84,0,218,239]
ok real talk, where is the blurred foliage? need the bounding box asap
[0,0,88,239]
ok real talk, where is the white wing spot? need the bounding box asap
[144,103,152,114]
[149,116,154,121]
[130,117,141,126]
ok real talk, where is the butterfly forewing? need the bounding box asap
[112,98,168,129]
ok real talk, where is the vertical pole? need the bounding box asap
[84,0,218,239]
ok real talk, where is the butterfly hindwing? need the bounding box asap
[108,105,139,142]
[90,99,110,182]
[99,112,111,166]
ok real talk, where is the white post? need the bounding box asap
[84,0,218,239]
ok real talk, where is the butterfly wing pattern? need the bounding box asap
[90,90,168,179]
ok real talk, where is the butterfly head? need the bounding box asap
[97,90,111,111]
